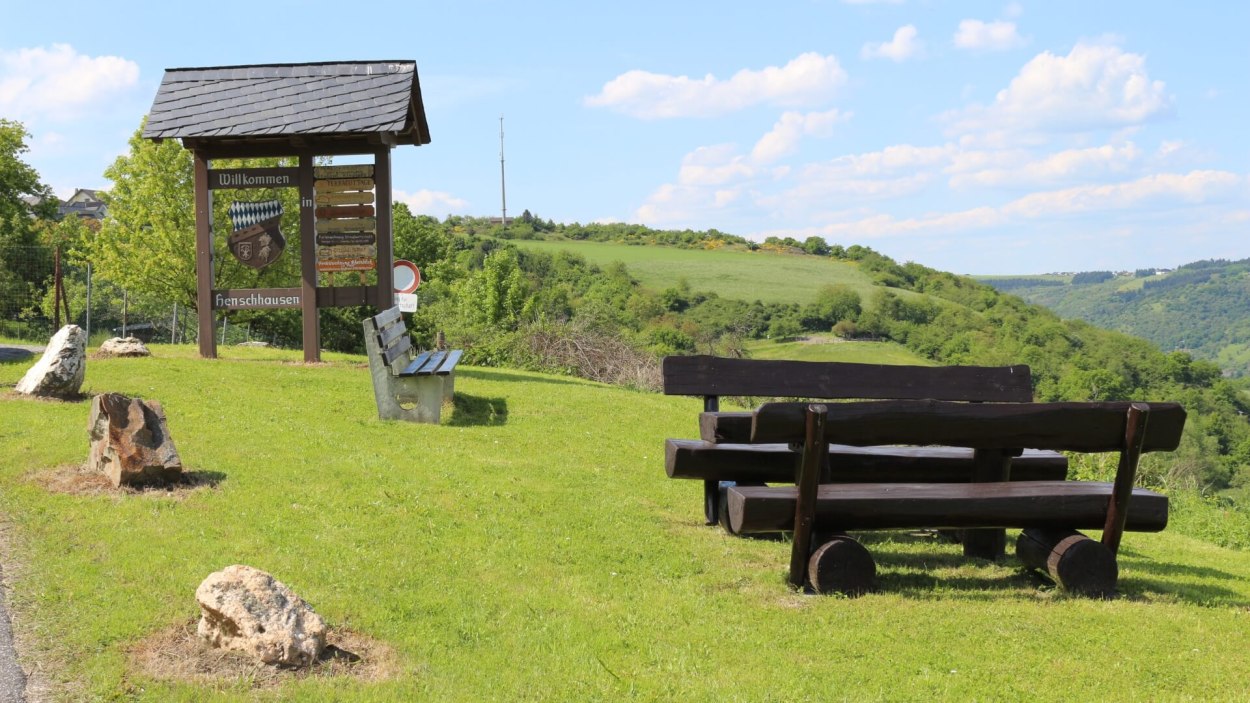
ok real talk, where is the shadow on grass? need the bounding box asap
[445,393,508,427]
[458,367,588,387]
[769,529,1250,605]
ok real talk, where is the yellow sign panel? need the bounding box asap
[315,191,374,206]
[315,178,375,192]
[313,165,374,179]
[316,217,376,233]
[317,245,377,259]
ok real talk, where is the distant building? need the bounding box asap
[57,189,107,220]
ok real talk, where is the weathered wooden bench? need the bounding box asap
[362,307,462,424]
[662,355,1069,556]
[726,399,1186,596]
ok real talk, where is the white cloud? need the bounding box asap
[584,52,847,119]
[948,142,1143,188]
[750,109,848,163]
[953,20,1026,51]
[861,25,923,62]
[1002,170,1243,217]
[0,44,139,121]
[945,42,1172,142]
[677,144,756,186]
[395,189,470,215]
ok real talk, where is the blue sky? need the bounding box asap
[2,0,1246,274]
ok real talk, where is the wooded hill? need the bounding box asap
[980,259,1250,379]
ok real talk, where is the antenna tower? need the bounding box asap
[499,115,507,229]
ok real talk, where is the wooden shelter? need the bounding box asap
[143,61,431,361]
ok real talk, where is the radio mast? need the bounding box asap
[499,115,507,230]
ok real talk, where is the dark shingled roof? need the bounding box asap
[143,61,430,147]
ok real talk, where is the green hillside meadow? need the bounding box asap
[3,346,1250,701]
[511,239,884,305]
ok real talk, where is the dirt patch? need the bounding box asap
[0,390,89,403]
[27,465,224,499]
[129,620,398,688]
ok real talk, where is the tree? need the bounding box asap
[0,120,55,324]
[0,120,53,224]
[88,120,302,313]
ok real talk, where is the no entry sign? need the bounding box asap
[393,259,421,294]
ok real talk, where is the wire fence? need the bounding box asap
[1,245,276,347]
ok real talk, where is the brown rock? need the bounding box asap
[87,393,182,487]
[196,565,327,667]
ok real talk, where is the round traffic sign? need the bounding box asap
[393,259,421,293]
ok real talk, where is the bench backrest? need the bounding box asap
[366,307,413,370]
[750,400,1187,452]
[663,355,1033,403]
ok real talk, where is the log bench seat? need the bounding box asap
[740,399,1186,597]
[362,306,462,424]
[661,355,1070,558]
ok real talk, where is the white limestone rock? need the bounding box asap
[98,336,151,357]
[196,565,327,668]
[15,325,86,398]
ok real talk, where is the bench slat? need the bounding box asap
[399,350,433,376]
[375,317,409,349]
[663,355,1033,402]
[665,439,1068,482]
[370,306,402,332]
[414,350,447,376]
[747,400,1186,452]
[727,481,1169,534]
[436,349,464,375]
[381,334,413,367]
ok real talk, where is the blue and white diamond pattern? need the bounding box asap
[228,200,284,231]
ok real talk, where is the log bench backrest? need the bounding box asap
[750,400,1187,451]
[662,355,1034,406]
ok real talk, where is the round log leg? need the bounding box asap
[807,535,875,596]
[1016,528,1118,598]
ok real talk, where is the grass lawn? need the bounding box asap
[510,239,883,305]
[2,346,1250,701]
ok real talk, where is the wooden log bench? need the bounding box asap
[662,355,1069,557]
[726,399,1186,596]
[362,307,462,424]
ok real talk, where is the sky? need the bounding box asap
[1,0,1247,275]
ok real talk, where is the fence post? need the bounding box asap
[85,262,92,340]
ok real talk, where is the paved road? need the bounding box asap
[0,346,34,700]
[0,566,25,702]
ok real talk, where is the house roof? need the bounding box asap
[142,61,430,150]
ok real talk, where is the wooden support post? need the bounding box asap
[808,535,875,596]
[962,448,1013,560]
[1103,403,1150,555]
[193,151,216,358]
[374,148,394,309]
[703,395,720,526]
[788,404,829,589]
[1017,528,1117,597]
[298,152,320,362]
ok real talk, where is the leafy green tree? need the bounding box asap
[0,119,56,323]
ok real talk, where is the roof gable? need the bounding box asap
[142,61,430,147]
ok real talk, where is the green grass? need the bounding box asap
[746,336,932,365]
[511,239,881,305]
[3,347,1250,700]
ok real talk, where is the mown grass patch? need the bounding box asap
[1,346,1249,700]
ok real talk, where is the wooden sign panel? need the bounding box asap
[317,232,376,246]
[314,165,374,179]
[315,191,374,206]
[318,245,376,258]
[211,288,302,309]
[208,168,298,190]
[315,205,374,219]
